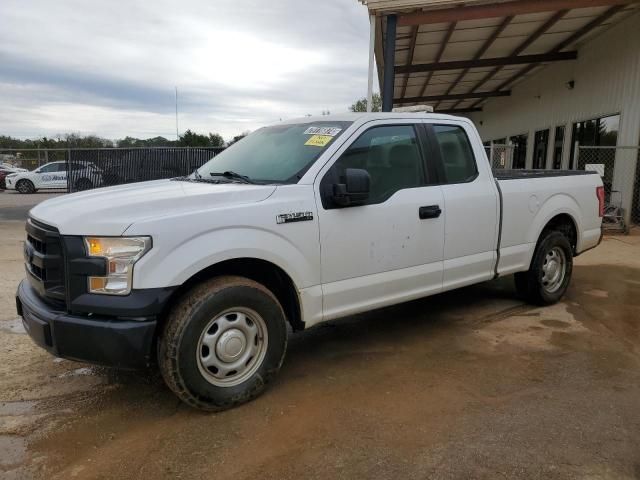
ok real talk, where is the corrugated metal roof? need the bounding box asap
[362,0,640,113]
[359,0,508,14]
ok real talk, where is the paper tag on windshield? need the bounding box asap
[305,135,333,147]
[304,126,342,136]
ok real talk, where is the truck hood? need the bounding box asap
[29,179,277,235]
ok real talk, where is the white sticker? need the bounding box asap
[304,126,342,136]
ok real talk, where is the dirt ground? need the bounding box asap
[2,190,640,479]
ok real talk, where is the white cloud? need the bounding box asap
[0,0,374,141]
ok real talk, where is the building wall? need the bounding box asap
[468,11,640,219]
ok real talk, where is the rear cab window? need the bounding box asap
[431,124,478,184]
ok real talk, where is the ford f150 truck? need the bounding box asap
[16,113,603,411]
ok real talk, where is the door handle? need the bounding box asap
[419,205,442,219]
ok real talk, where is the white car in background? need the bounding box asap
[5,161,102,193]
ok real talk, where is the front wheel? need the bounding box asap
[158,276,288,411]
[514,230,573,305]
[16,179,35,194]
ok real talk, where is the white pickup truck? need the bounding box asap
[16,113,603,411]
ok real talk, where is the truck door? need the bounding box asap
[426,122,499,290]
[315,121,445,321]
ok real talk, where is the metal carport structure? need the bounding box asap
[359,0,640,112]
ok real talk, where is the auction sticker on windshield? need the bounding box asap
[305,135,333,147]
[304,126,342,136]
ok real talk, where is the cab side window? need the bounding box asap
[330,125,425,205]
[38,164,59,173]
[433,125,478,183]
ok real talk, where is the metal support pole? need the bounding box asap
[382,14,397,112]
[366,14,376,112]
[67,148,71,193]
[573,141,580,170]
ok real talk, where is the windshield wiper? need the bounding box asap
[210,171,257,184]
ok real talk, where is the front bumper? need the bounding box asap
[17,279,158,369]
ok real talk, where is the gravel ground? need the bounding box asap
[1,193,640,479]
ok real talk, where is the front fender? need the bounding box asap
[132,226,319,290]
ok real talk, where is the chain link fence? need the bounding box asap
[573,145,640,231]
[5,143,640,229]
[484,144,515,170]
[1,147,225,193]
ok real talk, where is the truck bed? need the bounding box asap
[494,169,597,180]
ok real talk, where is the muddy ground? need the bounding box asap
[2,189,640,479]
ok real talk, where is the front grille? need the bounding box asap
[24,218,66,307]
[27,234,46,255]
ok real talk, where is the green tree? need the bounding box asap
[178,129,210,147]
[117,136,175,147]
[208,133,224,147]
[178,130,226,147]
[227,131,250,146]
[63,133,114,148]
[349,93,382,113]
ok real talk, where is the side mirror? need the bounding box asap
[332,168,370,207]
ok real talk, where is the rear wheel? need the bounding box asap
[158,276,288,411]
[75,178,93,191]
[16,179,35,194]
[514,230,573,305]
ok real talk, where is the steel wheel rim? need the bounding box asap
[541,246,567,294]
[17,182,29,193]
[196,307,268,387]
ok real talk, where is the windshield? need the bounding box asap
[195,121,352,184]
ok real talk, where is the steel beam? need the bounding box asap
[382,14,397,112]
[396,51,577,74]
[436,107,484,114]
[395,90,510,105]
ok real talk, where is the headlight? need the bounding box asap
[84,236,151,295]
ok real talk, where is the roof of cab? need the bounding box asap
[283,112,466,125]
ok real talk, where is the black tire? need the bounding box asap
[75,178,93,191]
[16,179,35,194]
[514,230,573,306]
[158,276,288,411]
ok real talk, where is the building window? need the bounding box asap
[510,134,528,169]
[552,126,565,169]
[569,114,619,168]
[532,129,549,169]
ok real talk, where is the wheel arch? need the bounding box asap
[16,177,35,192]
[529,193,582,256]
[162,257,304,332]
[539,213,578,255]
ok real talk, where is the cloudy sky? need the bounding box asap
[0,0,375,141]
